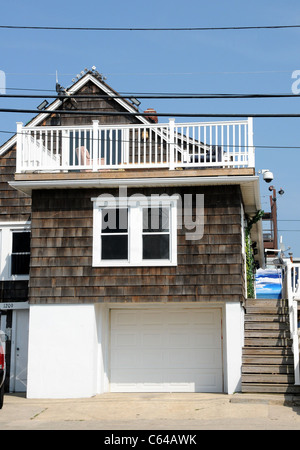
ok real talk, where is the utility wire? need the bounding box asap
[1,93,300,100]
[1,108,300,118]
[0,128,300,151]
[1,24,300,31]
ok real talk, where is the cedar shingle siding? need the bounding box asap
[0,146,31,303]
[29,185,245,304]
[0,146,31,221]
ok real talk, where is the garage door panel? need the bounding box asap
[111,332,138,347]
[110,308,223,393]
[191,331,221,347]
[167,349,222,369]
[140,311,164,325]
[166,330,219,348]
[112,310,139,326]
[111,351,139,368]
[191,310,220,324]
[142,333,165,347]
[111,370,164,392]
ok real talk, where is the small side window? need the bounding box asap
[11,231,31,276]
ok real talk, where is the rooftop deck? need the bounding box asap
[15,118,255,175]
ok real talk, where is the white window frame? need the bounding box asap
[92,196,178,267]
[0,222,31,281]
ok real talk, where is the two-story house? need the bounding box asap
[0,69,265,398]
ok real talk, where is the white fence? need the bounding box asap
[16,118,254,173]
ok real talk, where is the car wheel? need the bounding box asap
[0,383,4,409]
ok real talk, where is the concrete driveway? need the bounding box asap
[1,392,300,430]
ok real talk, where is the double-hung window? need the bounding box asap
[92,196,178,266]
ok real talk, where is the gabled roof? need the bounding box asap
[0,70,151,156]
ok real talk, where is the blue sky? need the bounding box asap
[1,0,300,256]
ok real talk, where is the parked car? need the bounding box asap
[0,331,5,409]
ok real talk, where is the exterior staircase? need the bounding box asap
[242,298,300,394]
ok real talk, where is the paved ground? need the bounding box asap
[1,392,300,431]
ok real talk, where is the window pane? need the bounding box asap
[143,234,170,260]
[143,207,169,232]
[102,208,128,233]
[11,254,30,275]
[12,232,30,253]
[101,235,128,260]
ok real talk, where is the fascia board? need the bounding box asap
[9,175,260,195]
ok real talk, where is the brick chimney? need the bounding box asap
[144,108,158,123]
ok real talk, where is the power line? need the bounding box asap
[1,24,300,31]
[1,108,300,118]
[0,128,300,151]
[4,70,295,76]
[1,93,300,100]
[5,86,56,93]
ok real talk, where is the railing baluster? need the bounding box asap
[215,125,218,165]
[138,128,141,165]
[154,128,158,164]
[132,129,135,165]
[149,128,152,164]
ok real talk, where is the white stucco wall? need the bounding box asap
[26,303,99,399]
[223,301,244,394]
[26,302,244,398]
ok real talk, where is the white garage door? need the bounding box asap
[110,308,223,393]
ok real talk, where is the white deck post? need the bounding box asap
[169,118,175,170]
[61,129,70,170]
[92,120,99,172]
[247,117,255,168]
[16,122,23,173]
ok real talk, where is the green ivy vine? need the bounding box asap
[245,210,264,298]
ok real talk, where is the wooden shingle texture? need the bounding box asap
[29,185,245,304]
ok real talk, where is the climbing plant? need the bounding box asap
[245,210,264,298]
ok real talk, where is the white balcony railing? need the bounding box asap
[16,118,255,173]
[282,261,300,385]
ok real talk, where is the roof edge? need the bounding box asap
[0,72,151,156]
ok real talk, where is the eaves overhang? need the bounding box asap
[9,174,264,267]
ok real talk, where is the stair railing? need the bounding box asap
[284,260,300,384]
